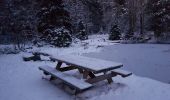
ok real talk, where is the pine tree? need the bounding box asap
[49,27,72,47]
[109,24,121,40]
[76,21,88,40]
[37,0,72,47]
[146,0,170,37]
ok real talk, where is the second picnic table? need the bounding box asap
[39,54,132,93]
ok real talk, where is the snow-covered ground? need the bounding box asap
[0,34,170,100]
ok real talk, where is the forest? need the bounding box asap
[0,0,169,49]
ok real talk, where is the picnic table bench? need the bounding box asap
[39,55,132,94]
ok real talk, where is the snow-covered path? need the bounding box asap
[85,44,170,83]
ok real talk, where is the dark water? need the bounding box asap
[84,44,170,84]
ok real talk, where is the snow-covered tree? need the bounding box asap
[109,24,121,40]
[37,0,72,47]
[46,27,72,47]
[76,21,88,40]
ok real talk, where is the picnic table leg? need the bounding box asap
[49,61,62,81]
[55,61,62,70]
[107,78,113,84]
[83,70,96,79]
[104,72,113,84]
[88,72,96,78]
[78,68,83,73]
[50,76,56,81]
[83,71,89,79]
[85,72,116,84]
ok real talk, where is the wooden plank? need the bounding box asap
[50,55,123,74]
[85,72,117,84]
[39,66,93,91]
[58,66,77,72]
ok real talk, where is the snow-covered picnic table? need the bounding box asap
[50,55,123,74]
[39,55,132,94]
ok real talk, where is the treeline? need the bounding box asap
[0,0,169,48]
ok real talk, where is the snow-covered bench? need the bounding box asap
[39,66,92,92]
[39,55,132,94]
[111,69,132,77]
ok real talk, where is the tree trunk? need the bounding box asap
[127,0,136,38]
[140,12,144,35]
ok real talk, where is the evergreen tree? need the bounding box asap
[49,27,72,47]
[146,0,170,37]
[37,0,72,47]
[76,21,88,40]
[109,24,121,40]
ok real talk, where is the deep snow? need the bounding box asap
[0,34,170,100]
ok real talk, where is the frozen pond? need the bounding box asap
[84,44,170,84]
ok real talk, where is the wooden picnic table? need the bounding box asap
[39,55,132,93]
[50,55,123,74]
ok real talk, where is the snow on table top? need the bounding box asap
[50,55,123,73]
